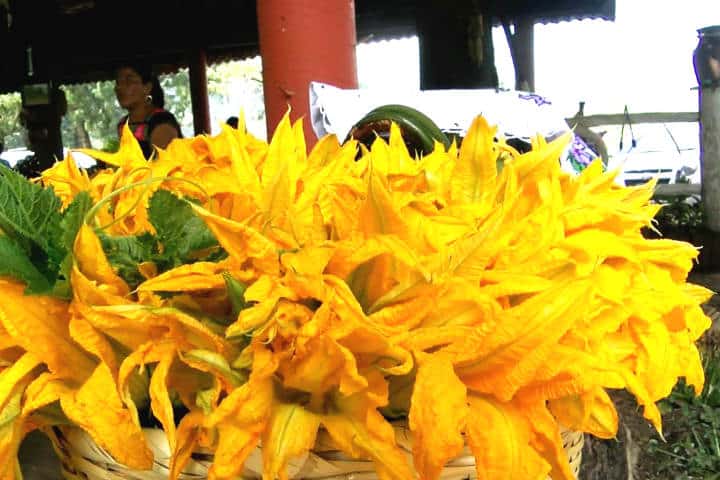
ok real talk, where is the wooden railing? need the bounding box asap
[566,111,699,128]
[565,111,700,197]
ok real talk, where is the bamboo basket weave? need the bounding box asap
[53,423,583,480]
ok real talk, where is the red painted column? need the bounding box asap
[257,0,358,148]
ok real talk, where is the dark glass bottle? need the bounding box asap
[693,25,720,89]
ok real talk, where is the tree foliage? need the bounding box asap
[160,69,192,136]
[0,93,23,149]
[62,81,122,150]
[1,57,265,153]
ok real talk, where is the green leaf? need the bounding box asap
[61,192,92,254]
[99,233,157,289]
[0,169,95,297]
[148,190,218,266]
[96,191,226,289]
[0,167,64,267]
[0,236,52,294]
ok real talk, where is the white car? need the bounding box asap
[605,123,700,186]
[0,148,32,167]
[0,147,97,169]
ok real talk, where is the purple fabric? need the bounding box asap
[517,93,552,106]
[567,134,600,173]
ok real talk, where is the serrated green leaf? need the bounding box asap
[97,191,225,288]
[0,167,64,267]
[99,233,158,289]
[0,236,52,294]
[61,192,92,254]
[148,190,218,266]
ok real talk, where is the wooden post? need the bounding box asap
[417,0,498,90]
[189,48,211,135]
[700,87,720,232]
[503,18,535,92]
[257,0,358,148]
[695,26,720,231]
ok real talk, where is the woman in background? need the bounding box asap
[114,62,182,158]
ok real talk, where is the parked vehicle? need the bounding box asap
[605,123,700,186]
[0,147,96,169]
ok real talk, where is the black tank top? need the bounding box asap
[117,108,182,158]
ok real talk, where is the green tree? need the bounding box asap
[59,72,193,148]
[0,93,23,149]
[160,59,265,137]
[160,70,192,136]
[2,57,265,153]
[61,82,122,150]
[206,57,265,133]
[208,60,263,107]
[61,73,190,151]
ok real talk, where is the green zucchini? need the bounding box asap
[345,104,451,156]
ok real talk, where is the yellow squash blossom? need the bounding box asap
[0,110,711,480]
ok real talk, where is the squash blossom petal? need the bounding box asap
[0,112,710,480]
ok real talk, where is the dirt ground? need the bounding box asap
[580,271,720,480]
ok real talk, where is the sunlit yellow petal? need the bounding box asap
[321,393,414,480]
[74,224,130,296]
[466,395,549,480]
[409,354,467,480]
[549,387,619,439]
[206,378,273,480]
[170,409,206,480]
[60,363,153,469]
[0,279,95,382]
[150,348,178,451]
[262,403,320,480]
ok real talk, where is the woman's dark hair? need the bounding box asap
[149,78,165,108]
[117,61,165,108]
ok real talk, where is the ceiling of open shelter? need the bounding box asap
[0,0,614,94]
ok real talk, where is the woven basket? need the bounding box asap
[53,423,583,480]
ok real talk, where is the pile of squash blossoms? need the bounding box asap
[0,112,712,480]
